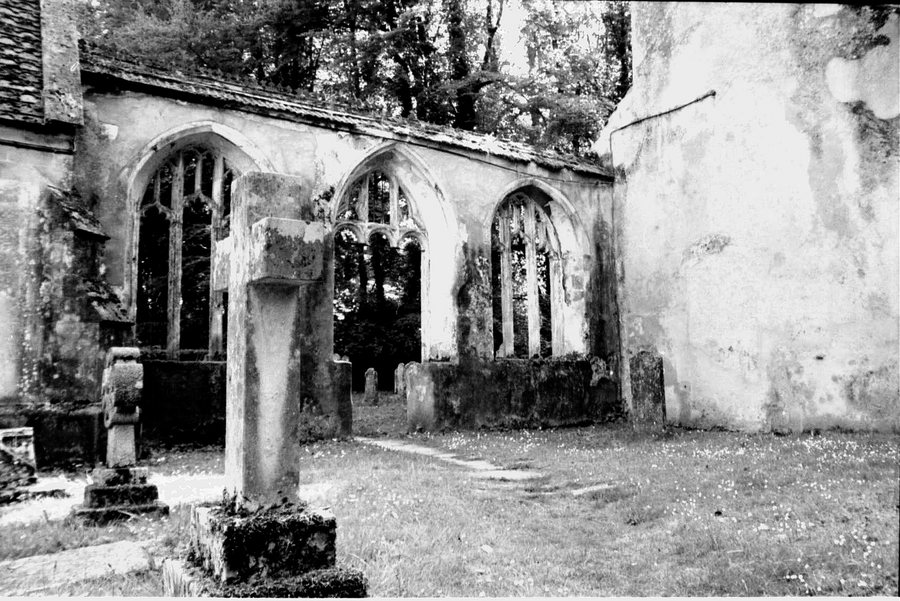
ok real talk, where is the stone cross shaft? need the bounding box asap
[101,347,143,467]
[214,173,334,505]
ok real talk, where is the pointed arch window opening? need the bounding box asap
[333,169,426,390]
[136,145,236,359]
[492,192,561,359]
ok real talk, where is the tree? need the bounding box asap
[80,0,632,153]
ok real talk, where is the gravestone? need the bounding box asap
[73,348,168,523]
[364,368,378,405]
[394,363,406,396]
[162,173,364,597]
[629,349,666,433]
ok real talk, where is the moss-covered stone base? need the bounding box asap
[71,466,167,524]
[189,501,336,583]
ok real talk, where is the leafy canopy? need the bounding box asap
[80,0,631,156]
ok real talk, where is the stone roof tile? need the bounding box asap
[0,0,43,124]
[80,46,611,178]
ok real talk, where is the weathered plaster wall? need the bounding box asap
[599,4,899,431]
[0,125,73,406]
[75,90,615,364]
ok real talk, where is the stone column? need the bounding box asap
[224,174,329,504]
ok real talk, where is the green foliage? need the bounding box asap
[333,232,421,389]
[81,0,632,156]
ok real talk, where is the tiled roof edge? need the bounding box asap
[79,44,612,179]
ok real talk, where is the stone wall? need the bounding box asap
[406,358,621,431]
[0,127,74,408]
[2,3,620,440]
[73,92,616,367]
[598,4,899,432]
[141,360,226,445]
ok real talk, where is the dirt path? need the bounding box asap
[355,436,543,481]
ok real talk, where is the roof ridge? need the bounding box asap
[78,39,366,112]
[78,42,608,176]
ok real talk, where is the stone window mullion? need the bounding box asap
[166,153,185,359]
[550,255,565,356]
[498,205,514,357]
[524,200,541,358]
[389,175,400,234]
[358,173,370,222]
[208,154,225,357]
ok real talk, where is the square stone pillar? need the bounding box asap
[224,173,344,505]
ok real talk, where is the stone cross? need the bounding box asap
[213,173,350,505]
[364,368,378,404]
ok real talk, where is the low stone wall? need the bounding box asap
[141,361,226,445]
[141,359,353,445]
[406,358,621,431]
[22,405,104,468]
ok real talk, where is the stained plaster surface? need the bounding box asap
[599,3,899,431]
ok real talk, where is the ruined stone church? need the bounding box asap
[1,1,897,464]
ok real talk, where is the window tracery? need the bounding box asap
[136,145,235,357]
[335,169,423,246]
[491,191,561,358]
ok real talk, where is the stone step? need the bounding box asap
[91,466,149,486]
[162,558,367,598]
[72,501,169,524]
[83,483,159,508]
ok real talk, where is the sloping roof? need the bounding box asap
[0,0,43,124]
[80,46,611,179]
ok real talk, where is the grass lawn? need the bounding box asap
[1,417,897,596]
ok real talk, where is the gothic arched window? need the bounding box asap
[136,146,236,358]
[333,168,426,387]
[491,191,562,358]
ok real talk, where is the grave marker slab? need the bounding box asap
[395,363,406,396]
[364,367,378,404]
[629,349,666,432]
